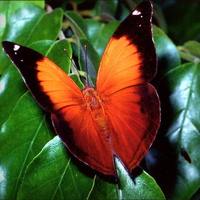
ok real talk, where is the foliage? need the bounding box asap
[0,0,200,199]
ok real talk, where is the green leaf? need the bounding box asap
[84,19,102,45]
[17,136,94,200]
[157,62,200,199]
[65,11,87,38]
[165,1,200,44]
[79,38,100,85]
[178,40,200,62]
[0,1,44,38]
[88,158,165,199]
[93,0,118,21]
[153,25,181,84]
[153,25,168,38]
[116,158,165,199]
[0,3,63,73]
[155,35,180,72]
[69,74,84,90]
[0,92,54,200]
[2,4,62,45]
[0,66,26,127]
[86,20,120,57]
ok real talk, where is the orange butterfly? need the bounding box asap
[2,0,160,177]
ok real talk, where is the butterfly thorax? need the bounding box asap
[82,85,108,135]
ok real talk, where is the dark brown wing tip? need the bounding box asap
[2,41,43,69]
[112,0,152,40]
[2,41,15,55]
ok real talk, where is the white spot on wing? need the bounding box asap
[132,10,141,16]
[13,44,20,51]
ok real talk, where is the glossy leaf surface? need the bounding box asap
[0,92,54,200]
[0,3,63,73]
[157,62,200,199]
[17,136,94,200]
[17,137,165,200]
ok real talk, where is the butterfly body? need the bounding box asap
[82,85,108,134]
[2,0,160,177]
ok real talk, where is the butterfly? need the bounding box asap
[2,0,160,177]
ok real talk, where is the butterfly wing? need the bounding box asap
[96,0,160,173]
[51,107,115,174]
[97,0,157,95]
[2,41,83,113]
[2,41,115,175]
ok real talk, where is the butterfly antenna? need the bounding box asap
[64,46,90,86]
[64,48,80,78]
[84,45,90,85]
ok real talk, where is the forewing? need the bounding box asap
[96,0,156,96]
[2,41,83,112]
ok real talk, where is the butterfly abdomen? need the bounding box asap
[82,86,109,136]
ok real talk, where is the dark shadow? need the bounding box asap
[144,57,179,198]
[131,166,143,180]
